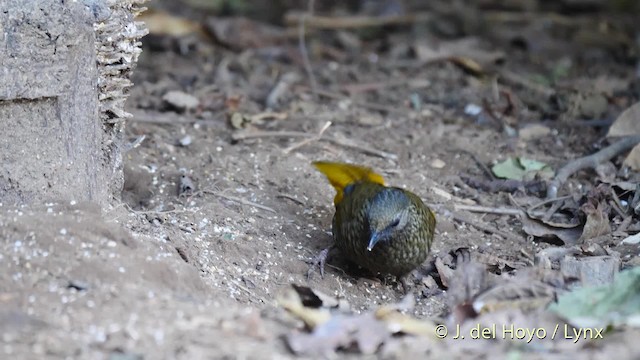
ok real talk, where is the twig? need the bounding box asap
[283,121,331,154]
[125,204,196,216]
[616,215,633,233]
[453,204,522,216]
[460,150,495,180]
[229,278,269,304]
[277,193,306,206]
[130,111,222,125]
[298,0,318,96]
[232,129,398,160]
[546,136,640,199]
[265,73,300,108]
[203,190,276,213]
[449,211,523,243]
[542,200,564,222]
[313,88,407,115]
[498,69,556,98]
[527,195,572,212]
[609,200,627,219]
[327,136,397,160]
[232,130,310,140]
[285,11,432,29]
[341,79,410,95]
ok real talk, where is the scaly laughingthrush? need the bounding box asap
[311,161,436,291]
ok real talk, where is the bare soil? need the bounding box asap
[3,5,640,359]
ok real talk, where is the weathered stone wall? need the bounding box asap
[0,0,146,206]
[0,0,107,205]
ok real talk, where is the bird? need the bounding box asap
[311,161,436,291]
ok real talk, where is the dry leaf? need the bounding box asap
[621,232,640,244]
[277,287,331,329]
[607,101,640,137]
[435,256,454,289]
[139,10,204,37]
[280,286,439,355]
[286,313,389,355]
[472,268,569,314]
[520,213,582,245]
[163,91,200,111]
[473,281,556,314]
[560,256,620,287]
[205,17,287,50]
[412,37,504,73]
[579,203,611,242]
[623,144,640,171]
[519,124,551,141]
[375,304,438,339]
[290,284,350,312]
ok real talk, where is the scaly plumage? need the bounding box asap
[312,161,436,288]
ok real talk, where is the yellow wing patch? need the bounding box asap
[312,161,385,205]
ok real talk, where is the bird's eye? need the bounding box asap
[390,219,400,227]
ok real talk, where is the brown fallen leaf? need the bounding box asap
[519,123,551,141]
[435,256,455,289]
[607,101,640,137]
[290,284,350,312]
[623,144,640,171]
[520,213,583,245]
[280,285,439,356]
[579,202,611,242]
[205,16,289,50]
[277,287,331,330]
[286,313,390,355]
[412,37,504,74]
[560,256,620,287]
[473,280,557,314]
[139,9,205,37]
[473,267,571,314]
[375,306,438,339]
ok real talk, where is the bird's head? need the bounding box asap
[366,188,411,251]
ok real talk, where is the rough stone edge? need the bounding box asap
[94,0,148,202]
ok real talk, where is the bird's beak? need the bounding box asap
[367,231,381,251]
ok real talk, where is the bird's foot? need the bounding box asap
[307,247,333,279]
[398,276,411,295]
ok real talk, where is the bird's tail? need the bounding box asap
[312,161,385,205]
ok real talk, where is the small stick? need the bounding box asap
[298,0,318,96]
[453,204,522,216]
[314,88,407,115]
[527,195,572,212]
[609,200,627,219]
[232,129,398,160]
[616,215,633,233]
[546,136,640,199]
[265,73,300,108]
[542,200,564,222]
[130,111,222,125]
[450,212,523,243]
[285,11,432,29]
[232,130,311,140]
[326,136,398,160]
[283,121,332,154]
[460,150,495,180]
[125,204,196,215]
[277,193,306,206]
[498,69,556,98]
[341,79,409,95]
[203,190,276,213]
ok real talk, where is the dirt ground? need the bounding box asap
[3,2,640,359]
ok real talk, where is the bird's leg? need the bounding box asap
[307,246,335,279]
[398,275,411,294]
